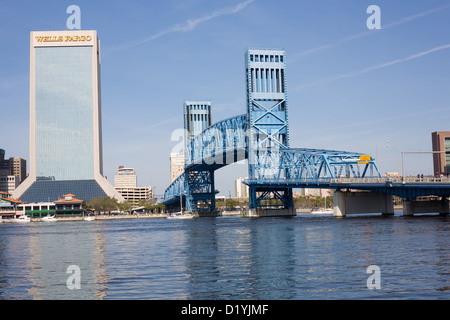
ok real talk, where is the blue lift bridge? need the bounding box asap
[163,49,450,217]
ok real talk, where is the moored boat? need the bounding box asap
[166,212,194,220]
[310,207,334,215]
[11,215,31,223]
[41,215,57,222]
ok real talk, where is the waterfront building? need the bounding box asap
[16,202,56,218]
[12,30,123,203]
[235,177,249,199]
[9,157,27,184]
[0,149,27,192]
[170,153,185,183]
[432,131,450,175]
[54,194,84,217]
[0,176,19,194]
[115,186,153,207]
[115,166,153,206]
[0,191,23,218]
[115,166,137,188]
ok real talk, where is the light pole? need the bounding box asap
[376,139,390,173]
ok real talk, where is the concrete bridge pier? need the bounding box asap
[403,198,450,216]
[333,191,394,217]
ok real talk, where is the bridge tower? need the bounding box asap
[245,49,294,216]
[183,101,217,214]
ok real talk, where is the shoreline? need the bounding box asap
[0,214,168,223]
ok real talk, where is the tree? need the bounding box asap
[87,196,119,214]
[225,198,238,210]
[118,200,132,213]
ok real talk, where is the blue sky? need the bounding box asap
[1,0,450,197]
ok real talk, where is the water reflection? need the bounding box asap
[184,218,298,299]
[0,222,108,299]
[0,215,449,300]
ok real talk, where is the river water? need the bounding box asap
[0,213,449,300]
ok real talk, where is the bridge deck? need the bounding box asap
[244,177,450,200]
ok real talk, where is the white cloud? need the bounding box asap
[104,0,255,57]
[296,43,450,90]
[292,4,450,61]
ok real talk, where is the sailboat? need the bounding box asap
[166,181,194,220]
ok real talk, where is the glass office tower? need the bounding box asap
[13,30,123,203]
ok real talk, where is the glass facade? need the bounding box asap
[19,180,107,203]
[445,137,450,174]
[35,46,94,181]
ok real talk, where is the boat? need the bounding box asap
[11,215,31,223]
[83,216,96,221]
[310,207,334,215]
[166,181,195,220]
[166,212,194,220]
[41,215,57,222]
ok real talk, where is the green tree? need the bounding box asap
[225,198,238,210]
[87,196,119,214]
[118,200,132,213]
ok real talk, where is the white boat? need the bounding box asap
[166,212,194,220]
[41,215,57,222]
[166,181,195,220]
[11,215,31,223]
[83,216,96,221]
[310,207,334,215]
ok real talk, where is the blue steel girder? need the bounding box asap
[163,172,188,208]
[163,170,217,212]
[246,148,382,182]
[185,114,248,172]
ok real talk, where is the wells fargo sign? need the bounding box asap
[35,35,93,43]
[32,31,96,47]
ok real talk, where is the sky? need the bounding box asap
[1,0,450,198]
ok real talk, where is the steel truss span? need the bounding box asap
[163,49,450,213]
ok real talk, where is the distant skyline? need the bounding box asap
[1,0,450,197]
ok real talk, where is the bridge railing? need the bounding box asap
[332,176,450,184]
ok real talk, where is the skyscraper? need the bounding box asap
[170,153,185,183]
[114,166,153,206]
[13,30,123,203]
[432,131,450,175]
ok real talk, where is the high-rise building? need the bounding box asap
[432,131,450,175]
[0,149,27,193]
[9,158,27,184]
[13,30,123,203]
[115,166,137,188]
[170,153,185,183]
[114,166,153,206]
[0,149,8,176]
[235,177,249,199]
